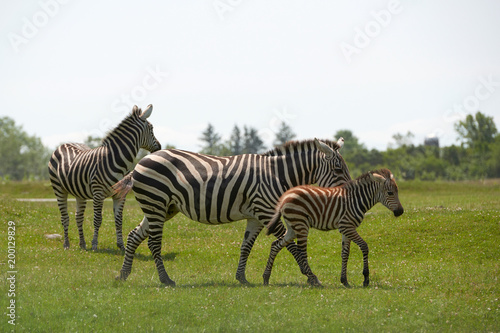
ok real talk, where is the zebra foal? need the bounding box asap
[48,105,161,251]
[264,168,404,287]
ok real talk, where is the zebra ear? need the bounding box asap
[370,172,386,183]
[314,138,334,158]
[139,104,153,120]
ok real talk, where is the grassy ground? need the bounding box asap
[0,180,499,332]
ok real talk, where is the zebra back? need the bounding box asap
[128,138,350,224]
[268,168,403,233]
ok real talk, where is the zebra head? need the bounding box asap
[133,104,162,152]
[370,169,404,217]
[314,138,352,187]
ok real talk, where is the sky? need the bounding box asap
[1,1,500,153]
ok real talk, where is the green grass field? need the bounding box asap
[1,180,499,332]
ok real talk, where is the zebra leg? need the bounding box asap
[117,216,150,281]
[75,198,87,250]
[112,196,126,251]
[350,231,370,287]
[91,195,105,251]
[147,221,175,286]
[236,219,264,284]
[55,193,70,249]
[340,233,352,288]
[262,236,290,285]
[295,229,321,286]
[147,206,178,285]
[269,219,308,277]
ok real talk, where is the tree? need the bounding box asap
[441,145,464,166]
[334,129,377,176]
[389,131,414,149]
[0,117,51,180]
[229,125,243,155]
[243,126,265,154]
[455,112,498,179]
[455,111,497,151]
[486,135,500,177]
[273,121,296,146]
[199,123,222,155]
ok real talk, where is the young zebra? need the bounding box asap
[113,138,351,286]
[263,168,404,287]
[48,105,161,251]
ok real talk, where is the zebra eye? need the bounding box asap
[388,191,394,196]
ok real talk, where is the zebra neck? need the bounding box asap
[268,152,315,189]
[102,131,140,171]
[347,180,379,214]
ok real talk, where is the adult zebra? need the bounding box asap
[48,105,161,251]
[263,168,404,287]
[113,138,351,285]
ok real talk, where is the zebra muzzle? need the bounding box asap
[393,207,404,217]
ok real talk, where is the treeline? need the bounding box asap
[0,117,52,181]
[198,122,296,156]
[1,112,498,181]
[382,112,499,180]
[198,112,500,180]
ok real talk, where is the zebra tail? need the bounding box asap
[266,211,282,236]
[112,171,134,200]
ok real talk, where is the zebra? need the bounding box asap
[263,168,404,287]
[113,138,351,286]
[48,104,161,251]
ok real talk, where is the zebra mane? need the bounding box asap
[101,109,140,145]
[356,168,394,183]
[261,139,341,156]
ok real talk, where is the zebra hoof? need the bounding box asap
[236,274,249,285]
[363,280,370,287]
[263,272,272,286]
[341,277,352,288]
[79,242,87,250]
[161,278,176,287]
[116,270,130,281]
[307,275,322,287]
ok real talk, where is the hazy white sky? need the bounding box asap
[1,0,499,152]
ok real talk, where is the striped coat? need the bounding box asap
[48,105,161,251]
[264,168,404,287]
[113,138,351,285]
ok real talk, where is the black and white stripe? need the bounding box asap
[264,168,404,287]
[114,138,351,285]
[48,105,161,251]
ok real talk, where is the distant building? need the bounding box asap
[424,136,439,147]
